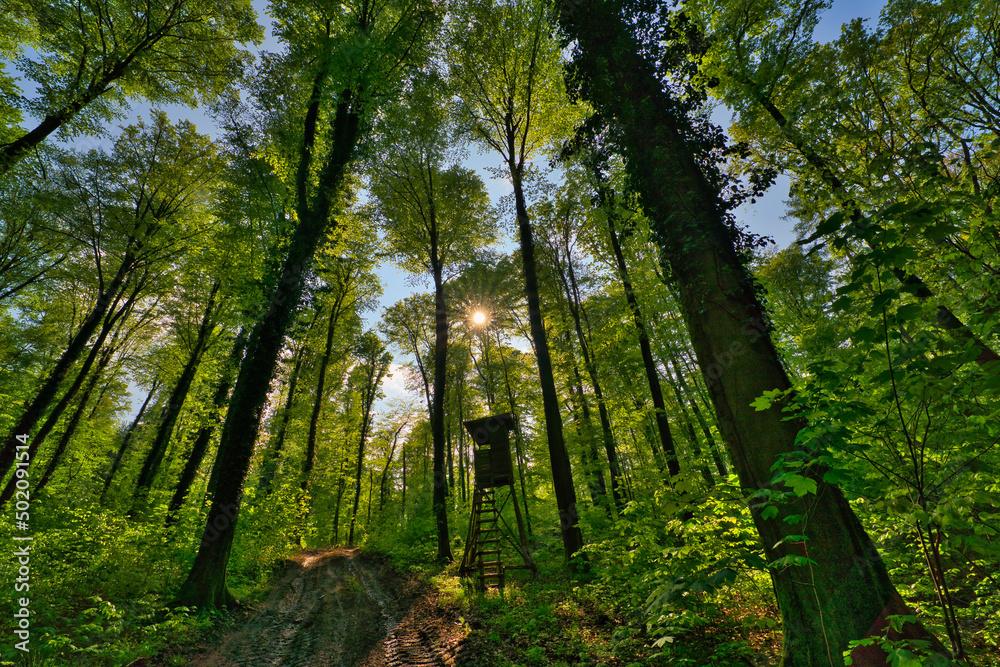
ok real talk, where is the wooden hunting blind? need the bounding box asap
[460,413,536,590]
[468,413,515,487]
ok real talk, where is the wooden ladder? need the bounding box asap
[471,487,505,591]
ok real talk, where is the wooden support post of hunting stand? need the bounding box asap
[460,413,536,591]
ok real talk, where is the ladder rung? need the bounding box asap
[479,549,502,555]
[479,538,501,543]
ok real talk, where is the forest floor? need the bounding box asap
[147,544,779,667]
[153,547,467,667]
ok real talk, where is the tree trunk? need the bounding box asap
[552,236,624,509]
[32,347,113,495]
[604,209,683,478]
[566,328,606,506]
[367,469,374,523]
[495,329,532,535]
[87,380,114,420]
[1,259,134,480]
[379,421,405,513]
[400,441,407,517]
[348,340,390,545]
[470,335,497,409]
[1,276,141,502]
[174,83,361,609]
[332,455,348,544]
[665,350,728,478]
[558,1,947,661]
[349,373,376,546]
[510,163,585,564]
[167,329,248,525]
[101,379,161,505]
[446,418,454,495]
[256,309,322,496]
[457,372,467,504]
[430,251,454,562]
[131,281,220,512]
[301,296,346,493]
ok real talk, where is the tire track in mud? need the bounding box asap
[187,548,466,667]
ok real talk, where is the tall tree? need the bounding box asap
[255,308,322,496]
[131,279,222,512]
[448,0,587,565]
[174,0,435,608]
[100,378,161,505]
[369,86,497,561]
[538,191,626,508]
[0,155,71,301]
[568,154,687,479]
[692,0,1000,372]
[557,1,948,663]
[348,331,392,545]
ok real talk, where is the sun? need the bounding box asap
[472,311,486,325]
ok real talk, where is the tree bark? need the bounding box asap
[430,243,454,561]
[166,328,248,525]
[510,163,585,563]
[558,1,947,662]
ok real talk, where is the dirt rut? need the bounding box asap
[187,548,466,667]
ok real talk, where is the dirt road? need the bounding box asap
[185,548,467,667]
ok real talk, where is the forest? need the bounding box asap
[1,0,999,665]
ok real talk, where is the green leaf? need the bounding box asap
[822,469,850,485]
[706,567,738,588]
[816,211,846,236]
[831,295,853,312]
[870,289,900,313]
[783,474,818,497]
[761,505,778,520]
[894,303,923,321]
[852,326,879,343]
[880,202,911,219]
